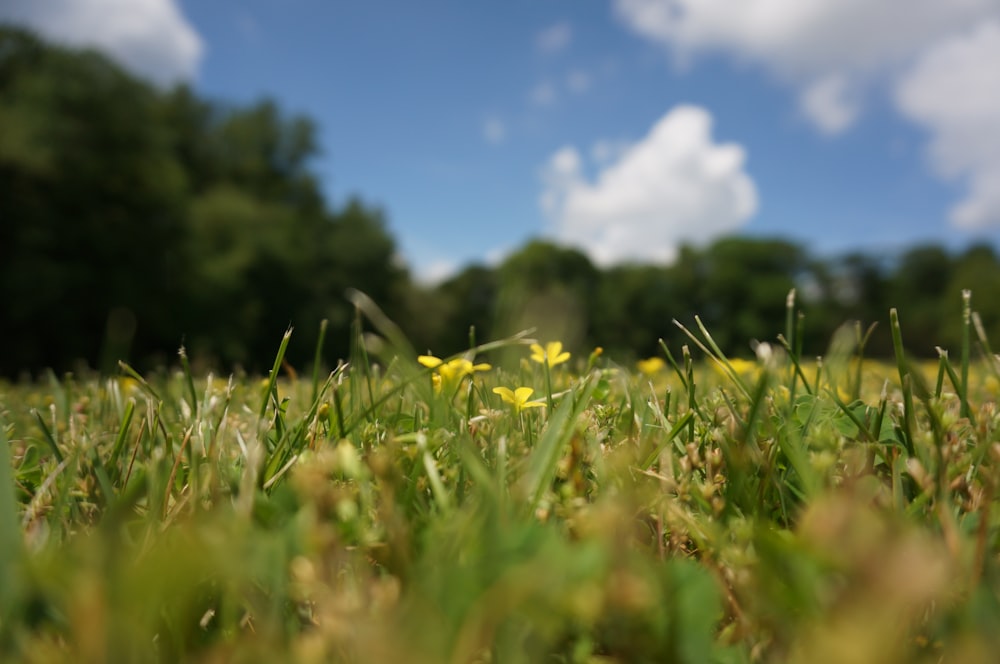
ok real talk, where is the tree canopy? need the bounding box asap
[0,26,407,374]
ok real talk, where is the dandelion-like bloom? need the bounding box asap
[530,341,570,367]
[418,355,490,380]
[637,357,665,376]
[492,386,546,413]
[117,376,141,394]
[418,354,491,392]
[713,358,758,379]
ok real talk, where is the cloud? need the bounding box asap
[895,20,1000,227]
[536,21,572,54]
[483,117,506,145]
[613,0,1000,227]
[529,69,596,108]
[0,0,203,85]
[236,11,260,43]
[540,105,757,265]
[566,69,592,93]
[613,0,996,82]
[416,259,460,286]
[590,139,631,165]
[530,81,558,107]
[798,73,861,136]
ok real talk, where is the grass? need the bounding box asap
[2,293,1000,662]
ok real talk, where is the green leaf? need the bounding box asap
[0,421,25,617]
[522,375,598,513]
[671,558,723,664]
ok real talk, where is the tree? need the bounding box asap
[889,245,954,354]
[695,237,805,355]
[0,26,412,374]
[495,241,599,353]
[431,265,499,354]
[592,264,682,359]
[213,99,325,215]
[315,198,409,361]
[0,27,188,373]
[941,244,1000,352]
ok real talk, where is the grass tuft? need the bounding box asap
[1,294,1000,661]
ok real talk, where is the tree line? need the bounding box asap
[2,26,997,376]
[425,238,1000,364]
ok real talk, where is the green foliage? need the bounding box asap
[0,26,405,375]
[0,27,187,372]
[431,236,1000,367]
[494,240,600,352]
[1,301,1000,661]
[426,265,498,354]
[695,238,804,352]
[593,264,685,357]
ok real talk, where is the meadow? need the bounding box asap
[2,290,1000,663]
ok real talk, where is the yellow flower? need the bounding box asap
[637,357,665,376]
[530,341,570,367]
[117,376,140,394]
[418,354,491,392]
[492,386,546,413]
[418,355,491,379]
[728,358,757,376]
[711,358,760,382]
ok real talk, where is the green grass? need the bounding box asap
[2,297,1000,663]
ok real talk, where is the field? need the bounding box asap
[2,293,1000,663]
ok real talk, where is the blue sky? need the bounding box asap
[5,0,1000,281]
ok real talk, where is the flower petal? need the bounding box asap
[418,355,442,368]
[529,343,546,364]
[492,386,515,404]
[513,387,535,404]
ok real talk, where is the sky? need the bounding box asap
[4,0,1000,282]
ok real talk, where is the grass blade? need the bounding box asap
[178,345,199,420]
[960,290,972,419]
[311,318,328,404]
[640,410,695,471]
[108,397,136,471]
[0,419,24,618]
[521,374,597,514]
[259,327,293,421]
[31,407,64,464]
[889,308,915,454]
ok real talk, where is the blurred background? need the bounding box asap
[2,0,1000,375]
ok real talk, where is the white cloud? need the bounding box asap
[613,0,1000,227]
[613,0,997,81]
[590,139,631,165]
[798,73,861,136]
[530,70,594,108]
[540,105,757,266]
[484,246,512,267]
[417,259,460,286]
[530,81,558,107]
[566,69,592,93]
[0,0,203,85]
[895,20,1000,227]
[536,21,572,54]
[483,117,506,145]
[236,12,260,43]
